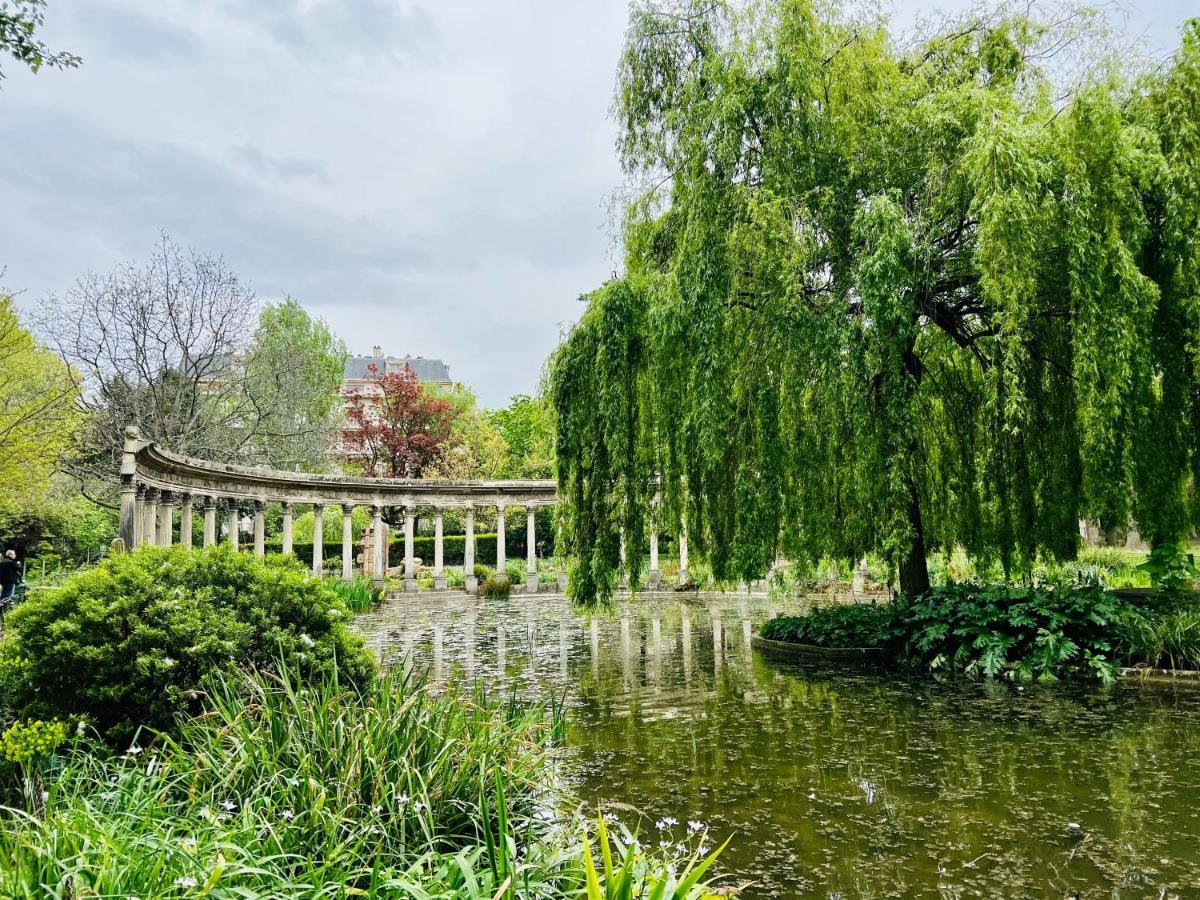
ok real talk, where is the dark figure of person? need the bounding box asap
[0,549,23,603]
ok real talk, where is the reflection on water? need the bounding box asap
[355,594,1200,898]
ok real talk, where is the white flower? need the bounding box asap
[370,804,382,815]
[182,837,196,848]
[175,876,198,888]
[125,744,143,756]
[658,840,670,849]
[675,843,686,853]
[39,790,49,802]
[161,657,176,669]
[655,816,678,830]
[299,633,315,648]
[220,799,236,812]
[687,820,704,833]
[413,801,426,812]
[398,793,409,805]
[286,777,300,787]
[281,809,295,821]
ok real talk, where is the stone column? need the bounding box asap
[496,504,506,575]
[142,488,159,547]
[134,484,147,547]
[203,497,217,547]
[311,504,325,576]
[281,502,294,556]
[404,506,417,592]
[373,504,386,584]
[227,501,240,552]
[156,491,174,547]
[342,505,355,582]
[526,505,538,593]
[179,494,193,549]
[119,427,140,549]
[649,493,661,589]
[678,520,689,586]
[433,509,446,590]
[619,527,628,589]
[253,500,266,559]
[463,505,477,593]
[122,480,140,549]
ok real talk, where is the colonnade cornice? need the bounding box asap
[129,440,557,509]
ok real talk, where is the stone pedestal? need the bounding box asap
[527,574,539,594]
[557,572,568,592]
[465,574,479,593]
[648,569,661,589]
[434,575,448,590]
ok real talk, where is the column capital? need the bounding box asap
[281,500,294,512]
[144,487,161,501]
[179,492,193,505]
[135,482,147,499]
[203,494,218,509]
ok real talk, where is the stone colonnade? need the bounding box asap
[119,427,691,592]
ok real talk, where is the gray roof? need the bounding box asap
[344,355,451,383]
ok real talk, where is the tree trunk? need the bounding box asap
[898,475,930,596]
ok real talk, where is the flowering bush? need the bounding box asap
[1,719,67,765]
[0,546,374,742]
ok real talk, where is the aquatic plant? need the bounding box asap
[894,583,1126,683]
[480,575,512,600]
[761,604,894,648]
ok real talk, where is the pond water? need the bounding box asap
[355,593,1200,898]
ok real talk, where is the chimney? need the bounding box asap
[371,345,382,358]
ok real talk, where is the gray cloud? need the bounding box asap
[225,0,436,61]
[69,5,203,62]
[231,145,329,183]
[6,0,1192,406]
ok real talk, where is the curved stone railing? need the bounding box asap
[117,426,557,592]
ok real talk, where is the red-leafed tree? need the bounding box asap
[342,364,456,478]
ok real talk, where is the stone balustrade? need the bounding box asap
[117,426,689,593]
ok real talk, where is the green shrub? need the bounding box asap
[0,546,374,743]
[761,603,894,648]
[894,582,1126,683]
[479,576,511,600]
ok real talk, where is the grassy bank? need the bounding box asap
[0,548,731,897]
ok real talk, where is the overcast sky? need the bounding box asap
[2,1,1193,406]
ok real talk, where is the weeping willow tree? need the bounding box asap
[551,0,1200,603]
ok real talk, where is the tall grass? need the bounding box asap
[0,666,732,897]
[1118,604,1200,671]
[323,575,384,612]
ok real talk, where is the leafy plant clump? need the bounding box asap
[894,582,1127,683]
[479,575,512,600]
[761,604,894,649]
[0,545,374,743]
